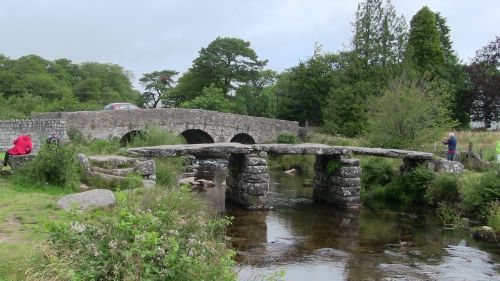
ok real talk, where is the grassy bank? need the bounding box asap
[0,178,72,280]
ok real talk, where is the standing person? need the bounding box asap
[3,135,33,167]
[496,141,500,163]
[442,132,457,161]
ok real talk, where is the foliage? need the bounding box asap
[466,36,500,128]
[425,173,460,206]
[173,37,266,102]
[154,158,186,187]
[363,166,433,207]
[323,81,370,137]
[275,52,342,126]
[140,70,179,108]
[276,132,300,144]
[406,6,444,74]
[13,144,80,190]
[127,125,185,148]
[33,188,236,281]
[361,157,397,189]
[233,70,278,118]
[326,159,342,176]
[436,202,461,225]
[352,0,408,66]
[366,75,457,149]
[307,133,364,147]
[0,55,139,119]
[180,84,234,113]
[486,201,500,232]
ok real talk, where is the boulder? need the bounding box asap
[428,158,465,174]
[8,154,36,170]
[178,177,198,186]
[57,189,116,211]
[138,159,156,176]
[284,168,297,174]
[77,154,90,170]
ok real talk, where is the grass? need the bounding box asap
[0,178,72,281]
[421,130,500,161]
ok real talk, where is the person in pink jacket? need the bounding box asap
[3,135,33,166]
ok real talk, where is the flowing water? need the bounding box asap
[197,166,500,281]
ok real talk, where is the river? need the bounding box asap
[196,166,500,281]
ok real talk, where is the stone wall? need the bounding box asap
[32,108,299,143]
[0,119,67,152]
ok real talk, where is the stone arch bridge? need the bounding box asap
[0,108,298,151]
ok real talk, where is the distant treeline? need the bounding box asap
[0,54,140,119]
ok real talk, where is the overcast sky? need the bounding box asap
[1,0,499,90]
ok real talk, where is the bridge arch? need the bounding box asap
[230,133,255,144]
[180,129,215,144]
[121,130,145,146]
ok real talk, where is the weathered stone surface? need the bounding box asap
[178,177,197,186]
[79,183,91,192]
[196,179,215,188]
[240,172,270,183]
[335,166,361,178]
[137,159,156,175]
[128,143,253,157]
[255,143,349,155]
[31,108,299,144]
[243,166,268,174]
[284,168,297,174]
[244,157,267,166]
[348,147,434,160]
[226,189,269,211]
[332,177,361,187]
[428,158,465,174]
[77,154,90,170]
[88,155,139,167]
[8,154,36,170]
[57,189,116,211]
[340,158,360,166]
[239,182,269,196]
[88,171,125,183]
[90,166,136,176]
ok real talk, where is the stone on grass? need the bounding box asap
[57,189,116,211]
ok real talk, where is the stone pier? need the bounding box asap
[313,156,361,209]
[226,153,270,210]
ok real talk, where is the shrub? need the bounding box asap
[436,202,461,225]
[13,144,80,190]
[32,187,237,281]
[460,168,500,217]
[361,157,397,189]
[128,126,185,147]
[276,132,300,144]
[155,158,186,187]
[426,173,460,206]
[487,201,500,232]
[362,166,433,207]
[268,155,315,178]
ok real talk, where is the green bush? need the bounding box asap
[436,202,461,225]
[426,173,460,206]
[276,132,300,144]
[128,125,185,147]
[487,201,500,232]
[362,166,433,207]
[155,158,186,187]
[13,144,80,190]
[361,157,397,189]
[459,168,500,217]
[33,187,236,281]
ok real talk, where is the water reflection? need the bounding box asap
[196,166,500,281]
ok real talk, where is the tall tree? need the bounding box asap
[139,70,179,108]
[173,37,267,103]
[407,6,445,74]
[467,36,500,128]
[352,0,407,66]
[275,53,342,125]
